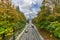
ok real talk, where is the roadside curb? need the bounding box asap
[16,24,27,40]
[33,25,45,40]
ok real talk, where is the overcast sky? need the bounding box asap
[11,0,43,19]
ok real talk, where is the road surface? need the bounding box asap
[19,24,41,40]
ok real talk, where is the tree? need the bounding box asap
[33,0,60,38]
[0,0,26,40]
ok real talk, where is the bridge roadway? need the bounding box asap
[19,24,42,40]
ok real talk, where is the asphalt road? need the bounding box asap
[19,24,41,40]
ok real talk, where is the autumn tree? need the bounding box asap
[33,0,60,38]
[0,0,26,40]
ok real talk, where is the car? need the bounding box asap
[25,29,28,33]
[32,26,34,28]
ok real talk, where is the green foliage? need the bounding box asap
[54,27,60,38]
[55,6,60,13]
[40,21,50,29]
[33,2,60,38]
[0,1,26,40]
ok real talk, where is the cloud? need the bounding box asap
[12,0,43,19]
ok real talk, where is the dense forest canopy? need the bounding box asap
[33,0,60,38]
[0,0,26,40]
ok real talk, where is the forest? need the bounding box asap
[0,0,26,40]
[33,0,60,39]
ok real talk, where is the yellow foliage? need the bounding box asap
[0,37,2,40]
[0,0,26,40]
[0,6,5,13]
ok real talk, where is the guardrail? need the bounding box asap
[32,24,45,40]
[9,23,27,40]
[15,24,27,40]
[10,23,44,40]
